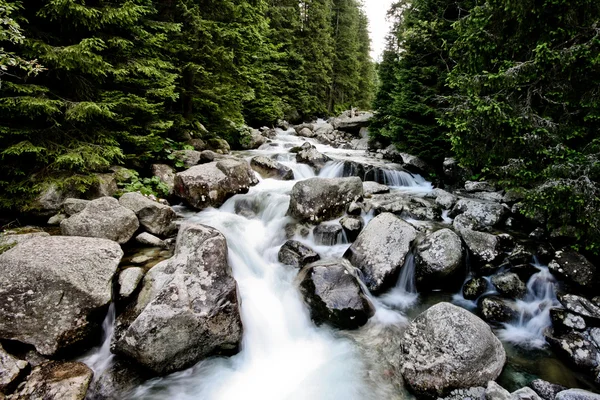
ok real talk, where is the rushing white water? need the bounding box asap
[380,252,419,310]
[498,264,559,348]
[80,303,116,376]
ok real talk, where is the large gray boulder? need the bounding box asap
[0,236,122,355]
[556,389,600,400]
[0,232,49,249]
[400,302,506,397]
[415,229,463,285]
[250,156,294,180]
[298,259,374,330]
[450,198,509,228]
[172,149,202,168]
[174,159,259,210]
[119,192,176,236]
[344,213,417,293]
[62,198,90,216]
[61,197,139,244]
[459,228,501,263]
[113,223,242,375]
[7,361,92,400]
[491,272,527,299]
[288,177,363,223]
[241,130,267,150]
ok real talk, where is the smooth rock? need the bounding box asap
[288,177,363,223]
[278,240,320,268]
[491,272,527,299]
[344,213,417,293]
[485,381,511,400]
[295,144,331,171]
[0,236,122,355]
[47,214,67,226]
[118,267,145,299]
[556,389,600,400]
[299,259,374,330]
[7,361,92,400]
[400,303,506,397]
[415,228,463,285]
[61,197,139,244]
[135,232,167,248]
[363,181,390,196]
[297,127,316,138]
[119,192,176,236]
[399,153,431,175]
[511,387,542,400]
[433,189,458,210]
[250,156,294,180]
[113,223,242,375]
[174,159,258,210]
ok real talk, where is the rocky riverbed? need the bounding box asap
[0,112,599,400]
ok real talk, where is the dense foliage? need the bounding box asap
[374,0,600,252]
[0,0,374,213]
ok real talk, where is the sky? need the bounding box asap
[364,0,395,60]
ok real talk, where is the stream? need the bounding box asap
[83,127,593,398]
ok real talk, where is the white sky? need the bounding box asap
[363,0,395,61]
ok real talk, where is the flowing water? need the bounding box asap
[81,127,587,398]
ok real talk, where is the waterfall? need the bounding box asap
[318,160,347,178]
[80,303,116,376]
[498,262,558,348]
[379,252,419,310]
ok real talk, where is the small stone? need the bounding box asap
[118,267,145,298]
[136,232,167,248]
[47,214,67,225]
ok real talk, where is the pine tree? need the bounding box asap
[0,0,178,211]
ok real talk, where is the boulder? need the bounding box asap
[399,302,506,398]
[62,198,90,216]
[118,267,145,299]
[295,144,331,171]
[206,137,230,153]
[459,229,501,264]
[470,192,504,203]
[548,250,596,289]
[433,189,458,210]
[47,213,67,225]
[172,149,202,168]
[465,181,496,192]
[557,293,600,325]
[415,228,463,285]
[151,164,176,196]
[463,277,488,300]
[511,387,543,400]
[7,361,92,400]
[450,198,509,228]
[174,159,259,210]
[556,389,600,400]
[443,158,470,184]
[399,153,432,175]
[546,330,600,372]
[550,308,586,332]
[61,197,139,244]
[33,184,77,216]
[491,272,527,299]
[479,296,519,323]
[278,240,320,268]
[296,127,316,138]
[84,359,149,400]
[528,379,567,400]
[314,123,334,137]
[485,381,511,400]
[0,236,122,355]
[250,156,294,180]
[344,213,417,293]
[86,173,118,199]
[0,232,49,249]
[339,216,364,242]
[112,223,242,375]
[298,259,374,330]
[363,181,390,197]
[288,177,363,223]
[0,344,28,393]
[241,130,267,150]
[313,223,343,246]
[440,387,486,400]
[119,192,176,236]
[135,232,167,248]
[331,112,373,134]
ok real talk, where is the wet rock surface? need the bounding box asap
[7,361,92,400]
[549,251,597,289]
[344,213,417,293]
[278,240,320,268]
[299,259,375,330]
[250,156,294,180]
[112,222,242,375]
